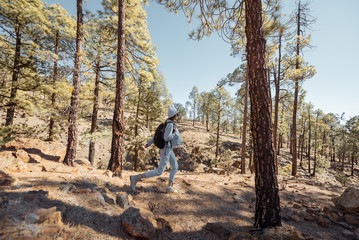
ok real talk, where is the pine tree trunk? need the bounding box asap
[193,103,196,127]
[277,134,282,156]
[206,113,209,132]
[241,72,249,174]
[245,0,281,228]
[5,21,22,127]
[313,114,318,176]
[215,111,221,158]
[108,0,126,176]
[291,1,302,176]
[273,33,282,174]
[133,79,142,171]
[63,0,83,166]
[89,61,101,166]
[134,80,142,137]
[48,31,59,141]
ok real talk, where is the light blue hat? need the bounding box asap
[168,107,178,118]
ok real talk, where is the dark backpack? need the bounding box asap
[153,122,166,149]
[153,121,174,149]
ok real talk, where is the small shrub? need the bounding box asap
[315,157,331,174]
[279,163,292,176]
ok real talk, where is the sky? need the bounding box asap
[44,0,359,119]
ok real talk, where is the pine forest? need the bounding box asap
[0,0,358,239]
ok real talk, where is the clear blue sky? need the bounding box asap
[44,0,359,119]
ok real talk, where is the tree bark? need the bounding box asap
[291,1,301,176]
[48,31,60,141]
[273,32,282,174]
[313,113,318,176]
[108,0,126,176]
[63,0,83,166]
[133,78,142,171]
[307,106,311,173]
[5,20,22,127]
[245,0,281,228]
[215,110,221,158]
[241,72,249,174]
[89,60,101,166]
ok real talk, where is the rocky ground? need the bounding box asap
[0,119,359,239]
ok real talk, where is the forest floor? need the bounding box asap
[0,116,359,239]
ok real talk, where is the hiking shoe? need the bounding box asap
[130,174,141,191]
[166,186,177,193]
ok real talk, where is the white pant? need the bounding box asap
[144,147,178,182]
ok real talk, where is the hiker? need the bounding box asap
[130,107,182,193]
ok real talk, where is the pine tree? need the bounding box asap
[155,0,282,228]
[108,0,126,175]
[211,86,231,158]
[0,0,50,129]
[63,0,84,166]
[189,86,201,126]
[284,0,316,176]
[45,3,76,141]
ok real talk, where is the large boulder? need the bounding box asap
[332,187,359,212]
[120,207,157,239]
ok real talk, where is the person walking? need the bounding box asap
[130,107,182,193]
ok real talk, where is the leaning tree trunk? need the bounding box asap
[241,72,249,174]
[108,0,126,176]
[89,60,101,166]
[245,0,281,228]
[5,21,22,127]
[48,31,59,141]
[63,0,83,166]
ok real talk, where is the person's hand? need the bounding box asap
[173,127,177,132]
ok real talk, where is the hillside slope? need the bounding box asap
[0,120,359,239]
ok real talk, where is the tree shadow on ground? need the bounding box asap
[0,178,257,239]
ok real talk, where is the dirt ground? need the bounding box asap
[1,117,359,239]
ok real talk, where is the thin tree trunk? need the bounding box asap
[133,79,142,171]
[5,20,22,127]
[215,110,221,158]
[63,0,83,166]
[241,72,249,174]
[48,31,59,141]
[273,32,282,174]
[89,60,101,166]
[291,1,301,176]
[108,0,126,176]
[245,0,281,228]
[206,113,209,131]
[277,134,282,156]
[313,113,318,176]
[307,106,311,173]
